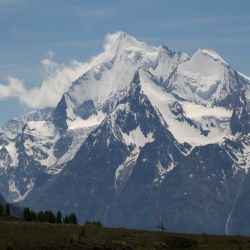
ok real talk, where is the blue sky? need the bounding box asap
[0,0,250,125]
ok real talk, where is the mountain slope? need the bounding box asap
[0,32,250,234]
[23,70,250,234]
[23,72,188,225]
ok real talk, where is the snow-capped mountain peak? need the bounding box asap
[180,48,228,76]
[168,46,250,104]
[52,32,190,133]
[1,33,250,235]
[197,48,229,65]
[105,31,153,54]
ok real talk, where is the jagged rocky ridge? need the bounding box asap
[0,32,250,234]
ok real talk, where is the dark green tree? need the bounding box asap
[68,213,78,224]
[5,204,10,216]
[44,210,56,223]
[30,210,37,221]
[56,211,62,224]
[37,211,45,222]
[63,215,69,224]
[0,203,4,216]
[85,220,102,226]
[96,221,102,226]
[23,207,31,221]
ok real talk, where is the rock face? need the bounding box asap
[0,32,250,234]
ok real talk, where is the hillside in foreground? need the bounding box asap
[0,220,250,250]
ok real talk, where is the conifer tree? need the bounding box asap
[68,213,78,224]
[63,215,69,224]
[5,204,10,216]
[56,211,62,224]
[0,203,4,216]
[44,210,56,223]
[30,210,37,221]
[23,207,31,221]
[37,211,44,222]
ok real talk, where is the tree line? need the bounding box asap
[0,203,10,216]
[1,203,102,227]
[23,207,77,224]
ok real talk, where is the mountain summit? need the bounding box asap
[0,32,250,234]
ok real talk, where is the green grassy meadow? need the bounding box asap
[0,217,250,249]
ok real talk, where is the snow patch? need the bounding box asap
[25,121,56,138]
[5,142,18,167]
[67,112,105,130]
[23,121,59,169]
[225,137,250,174]
[121,126,154,149]
[115,151,138,191]
[9,178,35,203]
[115,126,154,191]
[154,156,175,186]
[182,102,232,119]
[140,70,232,146]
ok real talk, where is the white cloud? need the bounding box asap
[0,50,89,108]
[0,77,25,99]
[0,33,122,109]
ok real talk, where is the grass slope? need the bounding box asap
[0,220,250,249]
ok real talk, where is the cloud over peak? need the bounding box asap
[0,77,25,99]
[0,50,88,108]
[0,32,136,109]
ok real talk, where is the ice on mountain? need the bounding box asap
[8,178,35,203]
[121,126,154,149]
[140,70,232,146]
[115,125,155,191]
[173,48,231,102]
[67,112,105,130]
[5,142,18,167]
[25,121,56,138]
[199,49,229,65]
